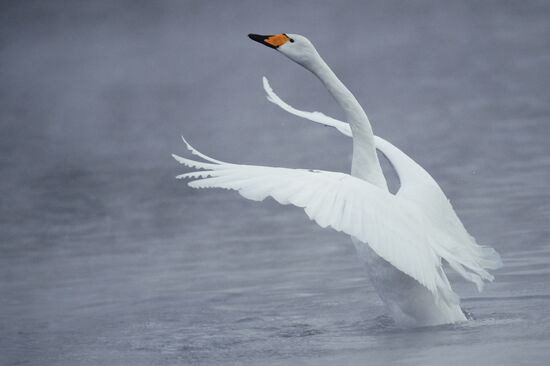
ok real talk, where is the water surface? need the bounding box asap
[1,1,550,365]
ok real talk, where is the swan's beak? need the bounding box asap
[248,33,290,49]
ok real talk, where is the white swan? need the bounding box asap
[173,33,502,326]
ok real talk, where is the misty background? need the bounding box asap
[1,1,549,365]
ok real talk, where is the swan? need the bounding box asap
[173,33,502,326]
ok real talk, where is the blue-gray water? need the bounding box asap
[1,1,550,365]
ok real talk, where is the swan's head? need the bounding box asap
[248,33,319,68]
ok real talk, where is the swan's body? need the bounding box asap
[173,33,502,326]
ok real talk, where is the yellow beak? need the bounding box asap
[248,33,290,49]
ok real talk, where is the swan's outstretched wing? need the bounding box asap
[174,138,468,305]
[262,77,440,196]
[263,77,352,137]
[262,78,503,285]
[373,138,503,287]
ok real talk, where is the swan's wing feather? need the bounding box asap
[173,140,459,305]
[373,137,503,290]
[260,79,502,286]
[263,77,352,137]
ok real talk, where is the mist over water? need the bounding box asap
[1,1,550,365]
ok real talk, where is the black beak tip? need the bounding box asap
[248,33,277,49]
[248,33,263,42]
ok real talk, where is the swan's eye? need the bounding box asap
[289,38,294,43]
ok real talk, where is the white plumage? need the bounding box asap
[173,33,502,325]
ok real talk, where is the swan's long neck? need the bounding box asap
[306,55,387,190]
